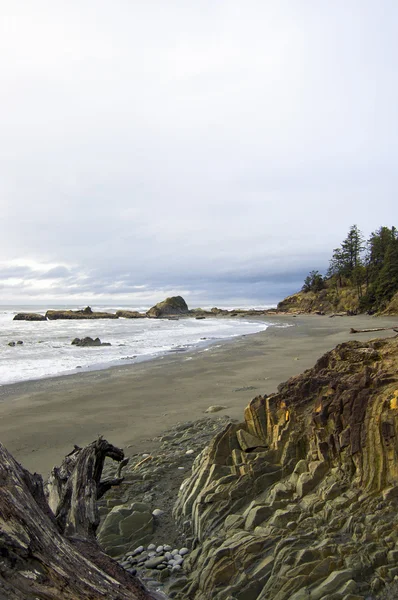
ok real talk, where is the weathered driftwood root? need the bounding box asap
[350,326,398,334]
[0,439,164,600]
[47,436,128,539]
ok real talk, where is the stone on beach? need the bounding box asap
[205,405,227,413]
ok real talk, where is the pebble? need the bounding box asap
[164,545,172,551]
[148,551,156,557]
[147,544,156,551]
[156,545,164,553]
[174,557,184,566]
[179,547,189,556]
[119,561,130,568]
[142,453,150,458]
[172,565,182,573]
[132,545,144,556]
[152,509,165,517]
[145,556,166,569]
[171,549,179,556]
[177,467,185,470]
[185,449,194,455]
[164,552,172,560]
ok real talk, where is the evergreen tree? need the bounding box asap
[302,270,325,293]
[327,225,365,290]
[340,225,365,275]
[375,238,398,308]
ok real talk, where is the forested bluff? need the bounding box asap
[278,225,398,315]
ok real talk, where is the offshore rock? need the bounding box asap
[71,337,111,347]
[172,337,398,600]
[13,312,47,321]
[146,296,189,318]
[116,310,146,318]
[46,306,118,319]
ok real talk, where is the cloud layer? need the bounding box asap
[1,1,397,305]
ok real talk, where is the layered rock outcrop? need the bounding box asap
[172,337,398,600]
[146,297,189,318]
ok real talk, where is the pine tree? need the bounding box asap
[375,238,398,308]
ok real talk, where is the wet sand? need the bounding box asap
[0,314,397,476]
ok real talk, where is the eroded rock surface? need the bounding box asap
[172,337,398,600]
[146,297,189,318]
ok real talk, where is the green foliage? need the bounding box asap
[304,224,398,313]
[302,270,325,293]
[360,227,398,312]
[327,225,365,285]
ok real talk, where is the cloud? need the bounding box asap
[0,1,397,304]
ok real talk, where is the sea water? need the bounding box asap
[0,305,280,386]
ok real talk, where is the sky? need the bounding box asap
[0,1,397,307]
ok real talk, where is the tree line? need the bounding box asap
[302,224,398,312]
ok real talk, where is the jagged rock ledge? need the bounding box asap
[171,336,398,600]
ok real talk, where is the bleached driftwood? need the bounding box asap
[0,438,164,599]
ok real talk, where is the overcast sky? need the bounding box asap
[0,1,397,307]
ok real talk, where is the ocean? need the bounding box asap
[0,304,281,386]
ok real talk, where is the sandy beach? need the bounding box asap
[1,313,397,476]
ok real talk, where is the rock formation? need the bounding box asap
[13,312,47,321]
[277,287,361,315]
[146,297,189,318]
[46,307,118,320]
[71,336,111,347]
[172,337,398,599]
[116,310,146,318]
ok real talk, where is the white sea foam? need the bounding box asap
[0,305,281,386]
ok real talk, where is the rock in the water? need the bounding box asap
[116,310,146,319]
[7,341,16,347]
[13,312,47,321]
[71,337,111,347]
[46,307,118,320]
[146,296,189,318]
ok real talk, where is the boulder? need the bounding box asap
[71,337,111,347]
[13,312,47,321]
[146,296,189,318]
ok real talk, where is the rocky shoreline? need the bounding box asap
[97,415,234,597]
[96,337,398,600]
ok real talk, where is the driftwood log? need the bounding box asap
[0,438,165,600]
[350,326,398,334]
